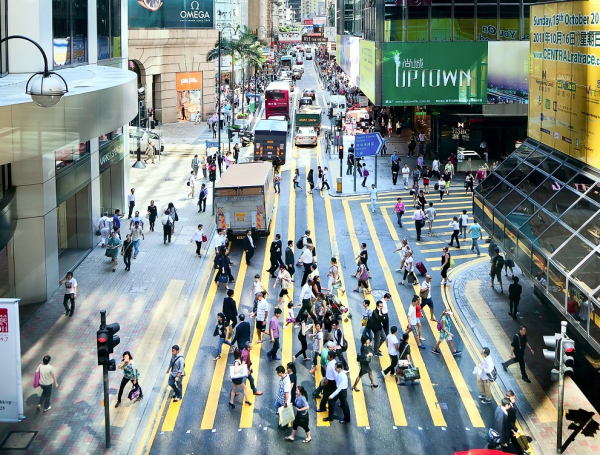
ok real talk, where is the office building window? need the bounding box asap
[384,2,406,42]
[500,4,520,40]
[431,5,452,42]
[407,6,428,41]
[98,0,121,60]
[477,4,498,40]
[52,0,88,67]
[55,141,90,174]
[454,5,475,41]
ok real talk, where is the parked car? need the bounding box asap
[128,127,164,154]
[303,88,316,100]
[295,127,318,146]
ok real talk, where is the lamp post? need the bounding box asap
[0,35,68,107]
[217,25,240,156]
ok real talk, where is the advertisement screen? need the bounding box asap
[129,0,214,29]
[340,36,360,87]
[528,1,600,167]
[488,41,529,104]
[359,40,376,103]
[382,42,488,106]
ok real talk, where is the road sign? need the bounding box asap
[206,140,219,148]
[354,133,385,158]
[324,27,336,41]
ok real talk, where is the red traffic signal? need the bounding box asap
[97,328,110,365]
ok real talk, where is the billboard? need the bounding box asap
[382,42,488,106]
[278,32,302,43]
[0,300,23,423]
[528,1,600,167]
[129,0,214,29]
[340,36,360,87]
[303,19,313,25]
[487,41,529,105]
[360,40,377,102]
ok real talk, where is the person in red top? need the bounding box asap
[241,342,263,396]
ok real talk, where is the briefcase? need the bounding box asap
[515,433,530,451]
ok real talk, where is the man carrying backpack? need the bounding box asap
[490,247,505,293]
[166,345,185,402]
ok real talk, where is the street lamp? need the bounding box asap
[217,25,240,160]
[0,35,68,107]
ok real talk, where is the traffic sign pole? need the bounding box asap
[375,155,378,189]
[353,153,356,192]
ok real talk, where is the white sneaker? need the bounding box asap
[395,269,402,272]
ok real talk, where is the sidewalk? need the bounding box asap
[0,123,220,454]
[449,260,600,454]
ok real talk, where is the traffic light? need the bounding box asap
[227,128,233,141]
[97,328,110,366]
[106,322,120,354]
[562,336,575,376]
[543,332,562,381]
[209,165,217,182]
[338,144,344,160]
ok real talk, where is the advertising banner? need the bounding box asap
[0,299,23,423]
[129,0,214,29]
[303,19,313,25]
[278,32,302,43]
[359,40,377,103]
[341,36,361,87]
[336,35,341,62]
[382,42,488,106]
[99,135,125,172]
[528,1,600,167]
[487,41,529,105]
[313,16,326,26]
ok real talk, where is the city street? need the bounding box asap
[2,56,599,455]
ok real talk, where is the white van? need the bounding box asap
[329,95,347,118]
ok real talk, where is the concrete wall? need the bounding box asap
[128,29,220,124]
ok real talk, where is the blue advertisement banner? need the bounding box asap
[129,0,214,29]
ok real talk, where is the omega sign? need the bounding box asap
[181,1,211,21]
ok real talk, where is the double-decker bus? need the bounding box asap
[265,81,290,122]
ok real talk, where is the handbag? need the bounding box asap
[278,405,295,427]
[229,363,249,379]
[105,248,113,258]
[403,365,421,381]
[419,286,429,299]
[449,257,455,268]
[202,234,208,243]
[218,274,229,284]
[487,366,498,383]
[408,272,416,284]
[33,366,40,388]
[95,229,101,236]
[128,384,141,401]
[174,210,179,222]
[361,317,368,327]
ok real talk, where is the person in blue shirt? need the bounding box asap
[113,209,121,231]
[468,221,483,256]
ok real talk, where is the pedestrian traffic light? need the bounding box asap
[106,322,120,354]
[543,332,562,381]
[97,328,110,366]
[209,167,217,182]
[561,336,575,376]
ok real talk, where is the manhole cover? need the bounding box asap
[0,431,37,450]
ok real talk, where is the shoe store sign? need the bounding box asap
[129,0,214,29]
[0,299,24,423]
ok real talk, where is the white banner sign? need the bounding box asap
[278,32,302,43]
[324,27,336,41]
[0,299,23,422]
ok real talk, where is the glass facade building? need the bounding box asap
[474,139,600,352]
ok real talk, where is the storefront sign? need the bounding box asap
[340,35,361,87]
[278,33,301,43]
[382,42,488,106]
[302,36,327,43]
[100,135,125,173]
[177,72,203,121]
[303,19,313,25]
[528,1,600,167]
[359,40,377,102]
[176,72,202,91]
[0,299,23,423]
[128,0,214,29]
[324,27,336,42]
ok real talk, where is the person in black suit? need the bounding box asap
[285,240,295,278]
[222,289,238,332]
[493,398,512,451]
[267,235,281,278]
[508,276,523,319]
[231,314,250,349]
[506,390,526,455]
[243,229,255,265]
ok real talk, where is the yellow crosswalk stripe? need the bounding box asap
[325,197,369,427]
[381,208,400,242]
[342,200,408,426]
[424,254,479,262]
[356,201,447,426]
[281,155,296,367]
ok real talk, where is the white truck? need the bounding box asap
[214,162,275,242]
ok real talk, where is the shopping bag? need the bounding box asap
[278,405,295,427]
[229,364,249,380]
[33,367,40,388]
[403,366,421,381]
[128,384,141,401]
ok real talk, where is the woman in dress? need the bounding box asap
[115,351,142,408]
[422,166,431,194]
[147,200,158,232]
[284,385,312,443]
[229,349,251,409]
[122,234,133,271]
[352,335,377,391]
[431,308,461,356]
[107,231,121,272]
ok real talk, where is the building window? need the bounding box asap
[500,4,520,40]
[52,0,88,67]
[477,4,498,40]
[55,141,90,174]
[98,0,121,60]
[454,5,475,41]
[384,2,406,42]
[406,6,428,42]
[430,5,452,42]
[98,127,123,148]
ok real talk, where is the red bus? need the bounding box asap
[265,81,290,121]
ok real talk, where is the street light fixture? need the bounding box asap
[0,35,68,107]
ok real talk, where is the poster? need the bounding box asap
[487,41,529,104]
[0,299,23,423]
[359,40,377,103]
[129,0,214,29]
[528,1,600,167]
[176,72,203,121]
[382,42,488,106]
[340,36,360,87]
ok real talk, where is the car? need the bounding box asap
[128,127,164,154]
[296,58,303,65]
[303,88,316,100]
[295,127,318,146]
[299,96,313,108]
[306,53,312,60]
[293,69,302,80]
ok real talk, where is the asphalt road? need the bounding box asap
[144,52,506,455]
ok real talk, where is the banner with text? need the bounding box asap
[129,0,214,28]
[528,1,600,167]
[359,40,377,102]
[340,35,361,87]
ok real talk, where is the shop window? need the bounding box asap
[492,156,521,178]
[431,6,452,42]
[454,5,475,41]
[508,198,538,227]
[543,187,581,218]
[499,4,520,41]
[558,202,600,233]
[516,170,546,196]
[531,245,547,288]
[97,0,121,60]
[482,200,495,233]
[407,6,429,41]
[517,231,533,273]
[572,250,600,295]
[485,181,513,206]
[53,0,88,67]
[477,5,498,41]
[55,141,90,173]
[536,220,573,256]
[548,262,567,306]
[492,209,505,245]
[505,162,534,186]
[568,284,594,337]
[504,220,518,256]
[474,194,484,221]
[553,235,594,273]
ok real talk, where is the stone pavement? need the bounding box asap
[0,124,223,454]
[449,260,600,454]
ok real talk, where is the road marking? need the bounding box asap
[325,197,369,427]
[424,254,479,262]
[112,280,185,427]
[200,258,249,430]
[357,201,447,427]
[136,252,214,454]
[381,207,400,242]
[281,155,296,367]
[321,94,327,110]
[240,193,280,428]
[342,200,408,426]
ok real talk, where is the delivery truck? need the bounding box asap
[295,105,323,133]
[214,162,275,242]
[254,119,288,165]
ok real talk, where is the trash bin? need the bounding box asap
[336,177,342,194]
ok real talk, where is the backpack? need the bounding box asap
[296,236,304,249]
[495,255,505,271]
[458,216,463,228]
[363,168,369,177]
[166,217,173,227]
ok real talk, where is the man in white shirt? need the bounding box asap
[250,292,269,340]
[401,164,410,189]
[59,271,77,317]
[323,362,351,423]
[317,351,338,412]
[432,159,440,173]
[300,244,314,286]
[382,293,392,335]
[298,279,317,323]
[127,188,136,219]
[477,347,495,404]
[130,211,144,230]
[382,326,400,376]
[420,275,435,321]
[188,171,196,198]
[98,212,111,246]
[460,209,469,239]
[131,221,145,259]
[214,228,227,253]
[408,296,426,349]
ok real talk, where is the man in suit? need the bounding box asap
[493,398,512,451]
[506,390,527,454]
[285,240,295,278]
[231,314,251,349]
[243,229,255,265]
[222,289,238,333]
[266,234,283,277]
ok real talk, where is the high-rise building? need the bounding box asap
[288,0,301,23]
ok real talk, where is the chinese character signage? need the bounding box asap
[382,42,488,106]
[528,1,600,167]
[129,0,214,29]
[0,300,24,423]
